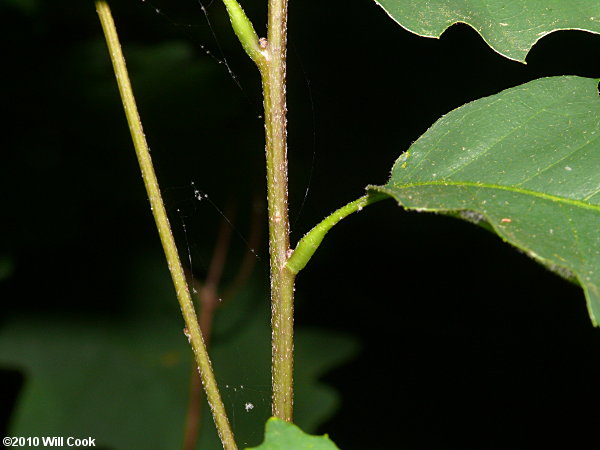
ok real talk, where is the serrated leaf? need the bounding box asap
[370,76,600,325]
[246,418,339,450]
[373,0,600,62]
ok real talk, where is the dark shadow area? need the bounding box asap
[0,369,23,438]
[1,0,600,448]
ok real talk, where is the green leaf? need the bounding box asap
[0,317,191,448]
[369,76,600,325]
[247,418,339,450]
[373,0,600,62]
[0,251,358,448]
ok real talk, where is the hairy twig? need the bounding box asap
[95,2,236,448]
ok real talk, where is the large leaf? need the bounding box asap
[0,251,358,449]
[373,0,600,62]
[247,418,339,450]
[370,76,600,325]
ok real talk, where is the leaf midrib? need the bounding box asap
[388,180,600,212]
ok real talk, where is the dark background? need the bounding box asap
[2,0,600,448]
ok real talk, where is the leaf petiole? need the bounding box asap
[286,192,389,275]
[221,0,267,69]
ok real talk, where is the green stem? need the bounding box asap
[224,0,388,423]
[287,193,388,275]
[222,0,267,68]
[263,0,294,422]
[95,3,237,449]
[223,0,294,423]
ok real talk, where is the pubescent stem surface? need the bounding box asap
[220,0,295,422]
[262,0,295,422]
[287,192,389,275]
[222,0,267,68]
[95,2,237,448]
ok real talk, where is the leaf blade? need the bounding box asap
[370,76,600,325]
[374,0,600,62]
[247,418,340,450]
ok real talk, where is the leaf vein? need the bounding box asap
[390,180,600,212]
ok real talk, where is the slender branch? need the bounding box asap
[262,0,295,422]
[182,278,221,450]
[222,0,297,422]
[95,3,236,448]
[182,359,203,450]
[222,0,295,421]
[183,199,262,449]
[287,193,388,274]
[222,0,267,68]
[223,197,264,300]
[183,208,232,450]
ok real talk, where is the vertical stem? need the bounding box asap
[262,0,295,421]
[95,3,237,448]
[219,0,294,421]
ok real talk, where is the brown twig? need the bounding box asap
[182,199,262,450]
[223,198,264,301]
